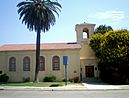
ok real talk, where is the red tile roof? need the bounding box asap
[0,43,81,52]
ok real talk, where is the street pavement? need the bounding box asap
[0,90,129,98]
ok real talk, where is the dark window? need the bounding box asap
[9,57,16,71]
[39,56,45,71]
[23,56,30,71]
[52,56,60,71]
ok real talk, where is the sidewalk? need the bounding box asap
[0,85,87,91]
[82,83,129,90]
[82,78,129,90]
[0,83,129,91]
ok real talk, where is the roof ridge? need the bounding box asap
[0,43,81,52]
[1,42,78,46]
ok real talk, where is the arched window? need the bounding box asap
[83,28,89,39]
[9,57,16,71]
[23,56,30,71]
[52,56,60,71]
[39,56,45,71]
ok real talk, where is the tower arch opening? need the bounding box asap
[83,28,89,39]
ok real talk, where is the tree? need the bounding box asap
[89,33,103,58]
[94,25,113,34]
[90,30,129,84]
[17,0,62,82]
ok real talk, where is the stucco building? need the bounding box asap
[0,23,99,82]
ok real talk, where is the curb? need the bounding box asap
[0,86,87,91]
[0,86,129,91]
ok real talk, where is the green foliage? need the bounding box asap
[0,71,2,74]
[17,0,62,32]
[22,77,30,82]
[69,77,79,83]
[0,71,9,82]
[94,25,113,34]
[49,84,61,87]
[100,30,129,63]
[43,76,56,82]
[89,33,103,58]
[90,29,129,84]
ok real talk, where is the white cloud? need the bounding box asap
[91,11,125,21]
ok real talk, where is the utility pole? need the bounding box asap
[64,63,67,85]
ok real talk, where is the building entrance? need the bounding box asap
[85,66,94,77]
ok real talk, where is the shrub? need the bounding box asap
[62,78,69,82]
[90,29,129,84]
[69,77,79,83]
[43,76,56,82]
[22,77,30,82]
[0,71,9,82]
[49,84,60,87]
[0,71,2,74]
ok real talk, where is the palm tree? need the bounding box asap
[17,0,62,82]
[94,25,113,34]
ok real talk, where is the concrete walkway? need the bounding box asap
[83,83,129,90]
[82,78,129,90]
[0,84,129,91]
[0,85,88,91]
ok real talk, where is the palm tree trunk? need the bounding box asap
[34,29,41,82]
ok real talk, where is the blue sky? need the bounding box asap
[0,0,129,45]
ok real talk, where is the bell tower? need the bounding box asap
[75,23,99,80]
[75,23,95,44]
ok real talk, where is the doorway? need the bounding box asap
[85,66,94,77]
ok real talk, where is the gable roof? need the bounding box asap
[0,43,81,52]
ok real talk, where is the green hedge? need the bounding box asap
[0,71,9,82]
[43,76,56,82]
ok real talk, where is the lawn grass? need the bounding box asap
[0,82,82,87]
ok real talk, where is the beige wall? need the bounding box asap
[0,52,5,72]
[79,41,99,79]
[0,51,35,82]
[79,44,99,79]
[80,44,96,60]
[0,49,80,82]
[80,59,99,79]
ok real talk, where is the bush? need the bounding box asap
[0,71,2,74]
[0,71,9,82]
[69,77,79,83]
[90,29,129,84]
[22,77,30,82]
[49,84,60,87]
[43,76,56,82]
[62,78,69,82]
